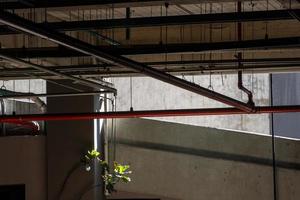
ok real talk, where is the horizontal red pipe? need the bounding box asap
[0,106,299,122]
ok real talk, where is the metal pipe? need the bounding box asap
[1,38,300,58]
[0,53,116,93]
[0,99,5,135]
[2,7,295,35]
[236,2,254,107]
[0,0,261,10]
[1,58,300,74]
[0,9,253,112]
[238,70,254,105]
[2,62,300,79]
[0,106,300,122]
[0,90,113,99]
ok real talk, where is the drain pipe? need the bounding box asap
[237,54,255,107]
[237,1,255,109]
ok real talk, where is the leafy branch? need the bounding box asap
[84,149,132,194]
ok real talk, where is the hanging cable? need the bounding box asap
[265,0,269,40]
[165,2,169,70]
[208,3,214,91]
[268,0,277,197]
[220,3,224,86]
[160,5,163,44]
[112,95,117,163]
[270,75,277,200]
[208,71,214,91]
[110,98,115,166]
[129,77,133,111]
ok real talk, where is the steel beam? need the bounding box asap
[0,90,113,99]
[1,37,300,58]
[0,106,300,122]
[289,9,300,21]
[0,9,298,35]
[0,53,117,92]
[2,58,300,68]
[1,62,300,79]
[0,0,258,10]
[0,9,254,112]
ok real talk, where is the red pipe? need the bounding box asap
[0,106,299,122]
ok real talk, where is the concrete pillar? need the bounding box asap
[46,80,105,200]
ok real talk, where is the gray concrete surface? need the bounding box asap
[111,73,270,134]
[0,136,47,200]
[46,80,104,200]
[110,118,300,200]
[272,73,300,139]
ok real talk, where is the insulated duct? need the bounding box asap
[0,88,47,113]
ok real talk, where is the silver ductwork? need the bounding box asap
[0,88,47,113]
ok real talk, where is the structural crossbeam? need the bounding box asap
[0,9,298,35]
[1,37,300,58]
[0,9,254,112]
[0,0,258,10]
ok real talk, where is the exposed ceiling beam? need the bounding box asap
[0,9,298,35]
[0,9,254,112]
[2,58,300,72]
[0,53,117,92]
[1,37,300,58]
[1,0,259,10]
[1,63,300,79]
[289,9,300,21]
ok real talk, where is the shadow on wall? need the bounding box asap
[110,118,300,200]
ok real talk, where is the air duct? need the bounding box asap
[0,88,47,113]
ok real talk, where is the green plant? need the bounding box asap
[84,149,132,194]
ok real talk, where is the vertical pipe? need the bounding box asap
[93,95,105,200]
[237,1,254,107]
[270,74,277,200]
[0,99,5,136]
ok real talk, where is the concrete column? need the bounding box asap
[46,80,105,200]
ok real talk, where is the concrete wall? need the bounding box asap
[272,73,300,139]
[110,118,300,200]
[0,136,47,200]
[112,73,270,134]
[46,80,103,200]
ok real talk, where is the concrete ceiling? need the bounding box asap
[0,0,299,79]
